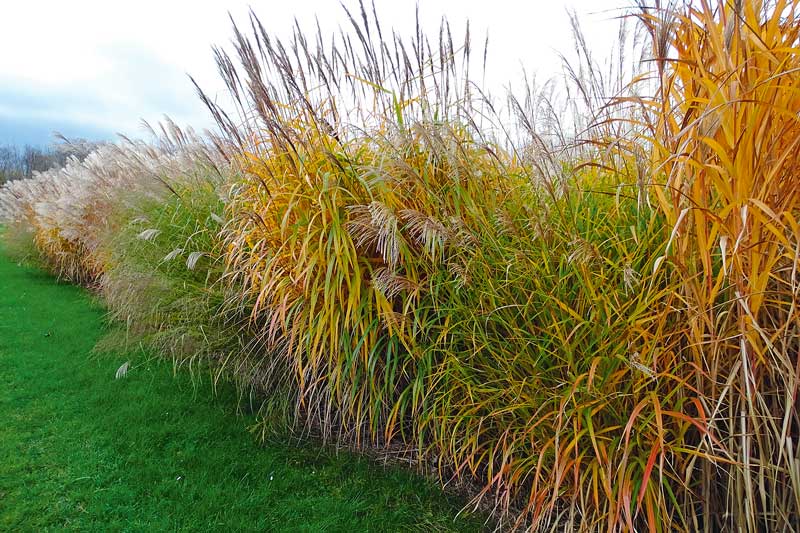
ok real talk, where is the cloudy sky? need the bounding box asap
[0,0,629,146]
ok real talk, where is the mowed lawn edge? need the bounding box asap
[0,244,485,532]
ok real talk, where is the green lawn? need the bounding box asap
[0,247,484,532]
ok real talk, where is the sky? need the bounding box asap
[0,0,631,146]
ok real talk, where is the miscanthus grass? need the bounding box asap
[2,1,799,530]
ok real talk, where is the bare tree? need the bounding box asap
[0,138,105,184]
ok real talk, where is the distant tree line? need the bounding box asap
[0,138,104,183]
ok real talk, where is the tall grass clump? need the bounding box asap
[196,6,505,445]
[0,125,214,283]
[195,5,675,530]
[597,1,800,529]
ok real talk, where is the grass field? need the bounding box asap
[0,242,485,532]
